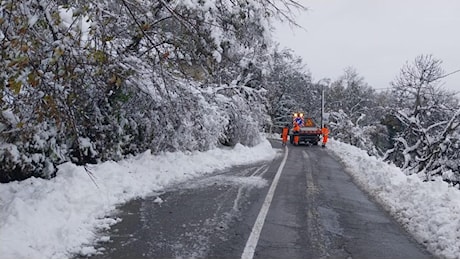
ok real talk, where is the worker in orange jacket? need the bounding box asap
[293,122,300,145]
[281,124,289,146]
[321,125,329,147]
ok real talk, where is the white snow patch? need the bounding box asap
[153,196,164,205]
[28,15,39,27]
[2,109,19,125]
[182,175,268,190]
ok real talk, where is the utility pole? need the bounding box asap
[317,78,330,129]
[321,84,324,129]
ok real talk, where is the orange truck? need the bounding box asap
[289,112,322,145]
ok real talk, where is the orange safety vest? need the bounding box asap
[293,124,300,145]
[294,124,300,132]
[321,127,329,144]
[282,127,289,142]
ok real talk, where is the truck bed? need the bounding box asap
[289,127,321,145]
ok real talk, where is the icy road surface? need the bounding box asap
[87,141,432,258]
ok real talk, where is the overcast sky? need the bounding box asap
[273,0,460,93]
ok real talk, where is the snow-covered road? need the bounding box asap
[78,141,431,258]
[1,136,460,258]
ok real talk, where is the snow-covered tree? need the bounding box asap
[384,54,460,183]
[0,0,306,182]
[325,67,388,155]
[264,47,312,131]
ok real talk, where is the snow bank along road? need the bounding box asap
[86,140,432,258]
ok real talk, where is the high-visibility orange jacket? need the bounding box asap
[294,124,300,132]
[322,127,329,144]
[282,127,289,143]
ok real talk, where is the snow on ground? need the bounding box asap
[1,136,460,258]
[0,138,277,258]
[327,139,460,259]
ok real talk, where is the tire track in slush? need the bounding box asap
[234,165,269,212]
[303,150,328,257]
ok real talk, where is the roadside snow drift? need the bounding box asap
[328,139,460,258]
[0,139,277,258]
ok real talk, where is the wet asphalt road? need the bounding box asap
[86,140,433,258]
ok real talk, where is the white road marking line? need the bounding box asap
[241,146,289,259]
